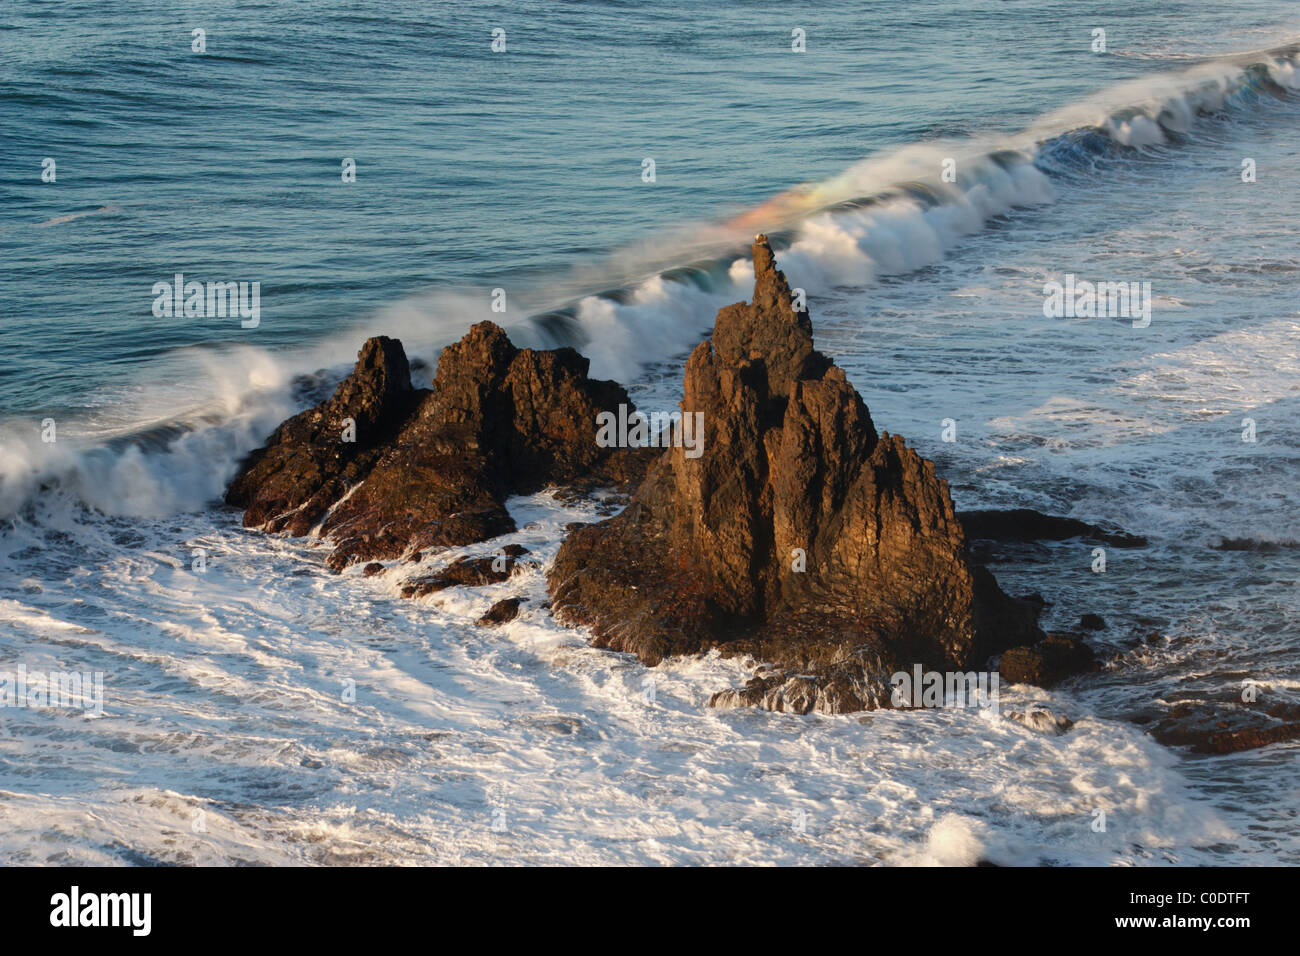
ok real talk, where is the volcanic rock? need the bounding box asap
[548,235,1045,713]
[399,552,534,599]
[225,335,419,536]
[227,325,648,571]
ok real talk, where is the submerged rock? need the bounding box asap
[959,509,1146,548]
[1146,700,1300,754]
[548,235,1045,713]
[998,635,1097,687]
[226,325,648,571]
[400,551,535,599]
[1007,705,1075,734]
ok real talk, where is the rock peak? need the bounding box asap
[750,233,800,318]
[712,237,826,399]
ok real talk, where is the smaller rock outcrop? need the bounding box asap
[400,546,533,599]
[1145,700,1300,755]
[226,326,648,572]
[1007,706,1075,734]
[959,509,1146,548]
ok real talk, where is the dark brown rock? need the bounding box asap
[1079,613,1106,631]
[548,235,1044,713]
[480,598,524,626]
[1213,537,1300,553]
[400,554,521,599]
[1148,701,1300,754]
[998,636,1097,687]
[227,325,649,572]
[959,509,1146,548]
[225,335,419,535]
[362,562,385,577]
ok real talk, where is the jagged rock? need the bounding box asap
[226,325,649,572]
[548,236,1044,713]
[480,597,524,626]
[959,509,1146,548]
[1079,613,1106,631]
[225,335,419,535]
[999,635,1096,687]
[362,562,385,577]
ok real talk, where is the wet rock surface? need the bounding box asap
[1007,705,1075,735]
[549,236,1045,713]
[400,550,536,599]
[1142,700,1300,755]
[480,597,524,626]
[959,509,1147,548]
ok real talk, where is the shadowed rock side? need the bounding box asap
[226,323,649,571]
[958,509,1147,549]
[548,236,1045,714]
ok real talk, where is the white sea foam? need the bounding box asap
[0,491,1250,865]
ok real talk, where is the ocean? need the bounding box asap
[1,0,1298,864]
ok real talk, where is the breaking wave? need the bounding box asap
[3,44,1300,522]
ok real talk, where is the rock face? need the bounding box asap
[225,336,420,538]
[227,324,647,571]
[548,236,1044,713]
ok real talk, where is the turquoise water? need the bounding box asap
[3,0,1298,416]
